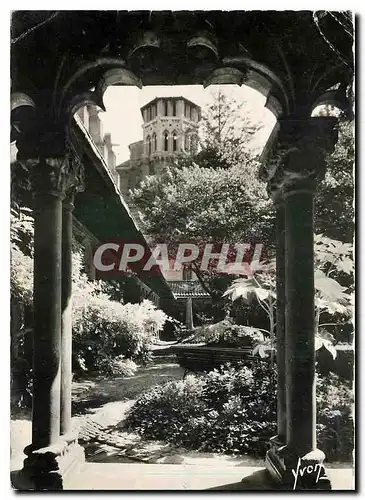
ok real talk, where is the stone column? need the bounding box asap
[263,117,338,489]
[284,179,317,454]
[60,192,74,437]
[19,154,85,490]
[185,297,194,331]
[275,202,286,441]
[30,158,65,451]
[266,200,287,480]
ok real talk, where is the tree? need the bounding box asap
[313,234,354,354]
[195,89,263,170]
[224,235,354,360]
[223,260,276,363]
[315,119,354,242]
[131,94,275,306]
[131,162,274,299]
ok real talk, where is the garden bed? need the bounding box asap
[124,362,354,462]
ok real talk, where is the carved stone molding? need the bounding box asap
[262,117,338,201]
[66,144,85,196]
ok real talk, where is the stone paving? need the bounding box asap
[66,463,355,491]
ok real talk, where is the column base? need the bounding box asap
[265,435,286,483]
[12,433,85,491]
[266,437,331,490]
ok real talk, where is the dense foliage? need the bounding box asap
[124,362,276,456]
[10,208,170,407]
[182,318,267,348]
[124,363,353,461]
[195,90,264,169]
[11,207,34,304]
[73,289,168,374]
[224,234,354,360]
[315,120,354,243]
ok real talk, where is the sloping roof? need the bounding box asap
[71,116,175,303]
[168,280,211,299]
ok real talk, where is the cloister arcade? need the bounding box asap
[10,10,353,490]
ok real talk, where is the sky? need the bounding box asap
[100,84,277,164]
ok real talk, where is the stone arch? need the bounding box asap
[63,66,142,122]
[53,35,294,134]
[10,92,37,143]
[203,62,288,119]
[11,12,355,491]
[311,85,352,119]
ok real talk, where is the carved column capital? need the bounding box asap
[25,152,84,201]
[28,157,71,199]
[263,117,338,202]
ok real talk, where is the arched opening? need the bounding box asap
[146,135,151,155]
[185,101,190,118]
[172,130,178,151]
[163,130,169,151]
[311,104,343,117]
[13,9,354,488]
[190,133,198,153]
[152,132,157,152]
[184,133,190,151]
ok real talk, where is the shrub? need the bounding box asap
[10,211,169,404]
[73,296,167,374]
[317,373,354,461]
[96,357,138,377]
[11,247,33,305]
[124,362,277,456]
[187,319,265,348]
[71,248,169,375]
[124,362,353,461]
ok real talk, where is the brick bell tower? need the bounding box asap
[140,96,201,172]
[117,96,201,206]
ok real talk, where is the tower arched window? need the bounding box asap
[152,133,157,152]
[191,134,198,152]
[146,135,151,155]
[163,131,169,151]
[185,102,189,118]
[164,100,169,116]
[172,100,177,116]
[184,133,190,151]
[172,131,178,152]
